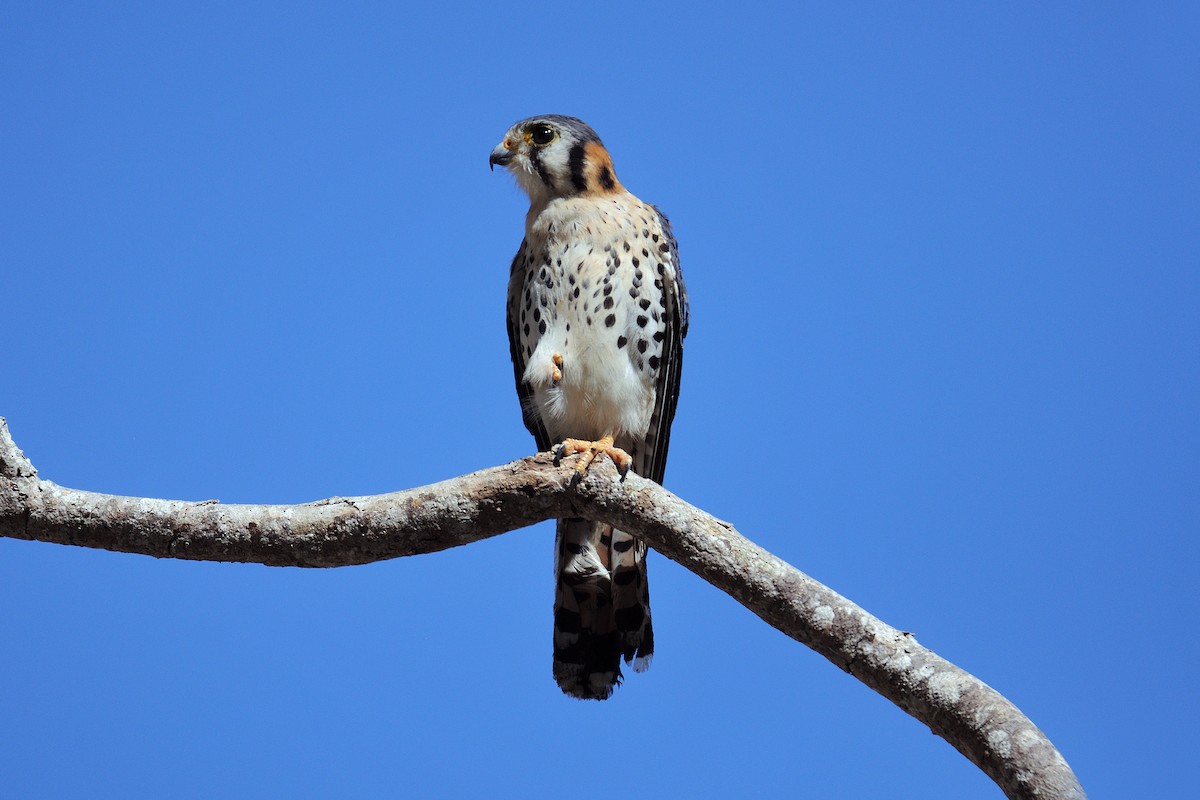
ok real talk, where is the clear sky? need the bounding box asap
[2,3,1196,797]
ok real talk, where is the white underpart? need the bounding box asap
[521,194,658,442]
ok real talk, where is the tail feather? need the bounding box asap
[610,529,654,671]
[553,517,653,700]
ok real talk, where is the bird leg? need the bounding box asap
[556,434,632,478]
[551,353,563,383]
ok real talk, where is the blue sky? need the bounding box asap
[2,3,1196,797]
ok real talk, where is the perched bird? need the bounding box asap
[490,115,689,699]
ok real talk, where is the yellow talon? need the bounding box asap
[556,435,632,477]
[551,353,564,383]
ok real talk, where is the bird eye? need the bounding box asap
[527,124,556,146]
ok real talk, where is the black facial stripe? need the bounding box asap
[568,144,588,192]
[529,145,555,190]
[598,166,615,190]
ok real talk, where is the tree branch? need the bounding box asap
[0,417,1084,799]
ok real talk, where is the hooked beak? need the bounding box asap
[489,144,514,171]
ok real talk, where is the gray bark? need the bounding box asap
[0,417,1084,799]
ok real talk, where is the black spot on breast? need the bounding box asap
[623,242,630,252]
[636,315,647,328]
[648,355,660,370]
[605,314,616,327]
[653,330,664,342]
[523,323,529,336]
[603,296,614,309]
[603,284,613,295]
[631,257,640,268]
[658,242,669,252]
[538,320,546,334]
[651,233,660,242]
[617,336,627,349]
[639,298,651,310]
[533,308,541,322]
[572,287,580,298]
[637,339,648,353]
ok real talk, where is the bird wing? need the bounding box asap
[505,240,553,452]
[636,207,689,486]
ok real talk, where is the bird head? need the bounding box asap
[490,115,623,206]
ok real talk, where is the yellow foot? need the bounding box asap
[556,435,632,478]
[551,353,563,383]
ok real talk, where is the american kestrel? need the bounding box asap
[490,115,689,699]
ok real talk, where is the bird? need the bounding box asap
[490,115,689,699]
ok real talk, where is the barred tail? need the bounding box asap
[610,529,654,672]
[552,517,653,700]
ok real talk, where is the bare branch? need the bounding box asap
[0,417,1084,799]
